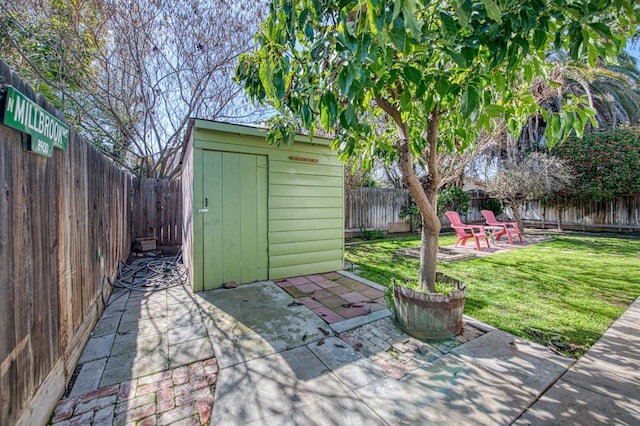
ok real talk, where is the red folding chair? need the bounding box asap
[445,211,490,251]
[481,210,523,244]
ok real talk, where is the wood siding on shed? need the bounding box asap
[268,157,344,279]
[181,132,195,292]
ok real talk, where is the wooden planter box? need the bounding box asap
[387,221,410,233]
[133,237,156,251]
[393,273,466,340]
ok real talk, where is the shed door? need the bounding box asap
[201,151,268,289]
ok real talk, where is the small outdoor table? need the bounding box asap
[484,225,505,246]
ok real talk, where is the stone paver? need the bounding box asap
[451,329,575,396]
[51,278,216,426]
[356,353,535,425]
[78,334,116,364]
[513,379,640,426]
[69,358,107,397]
[211,346,386,426]
[339,316,484,379]
[306,336,388,389]
[199,281,330,369]
[311,306,344,323]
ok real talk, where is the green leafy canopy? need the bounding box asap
[236,0,639,165]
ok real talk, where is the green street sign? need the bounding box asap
[1,85,69,157]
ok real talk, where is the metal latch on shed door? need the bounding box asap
[198,198,209,213]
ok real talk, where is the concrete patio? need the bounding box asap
[49,269,640,425]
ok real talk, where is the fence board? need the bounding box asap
[30,151,59,387]
[0,125,13,365]
[72,129,89,329]
[173,180,180,244]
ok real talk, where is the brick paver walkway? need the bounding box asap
[339,317,486,379]
[51,358,217,425]
[49,265,217,426]
[276,273,387,323]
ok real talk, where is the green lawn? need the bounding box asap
[345,232,640,358]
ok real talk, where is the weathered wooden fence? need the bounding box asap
[522,196,640,231]
[0,63,132,425]
[345,187,640,232]
[131,178,182,245]
[345,187,409,230]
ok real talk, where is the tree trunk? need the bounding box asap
[419,218,440,292]
[510,201,524,235]
[400,115,442,293]
[375,97,441,293]
[557,206,564,231]
[417,113,442,292]
[396,141,439,292]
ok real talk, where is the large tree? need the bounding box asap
[1,0,268,177]
[486,153,573,232]
[237,0,638,292]
[0,0,105,108]
[556,51,640,128]
[512,51,640,156]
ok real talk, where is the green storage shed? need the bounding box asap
[182,120,344,292]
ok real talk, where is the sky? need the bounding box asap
[627,39,640,64]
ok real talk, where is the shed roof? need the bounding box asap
[192,119,333,145]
